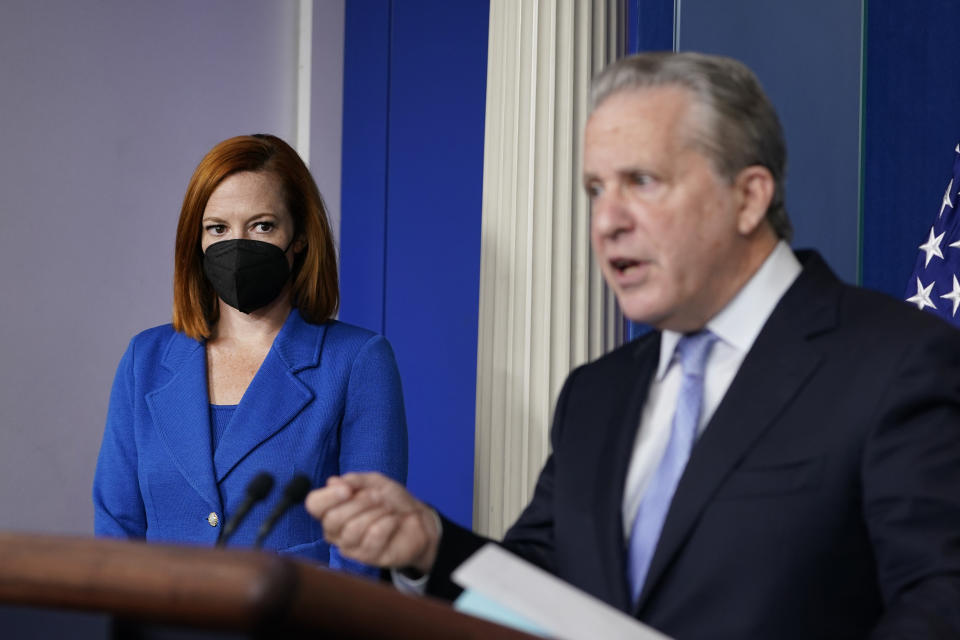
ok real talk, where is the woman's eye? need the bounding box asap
[205,224,226,235]
[254,221,275,233]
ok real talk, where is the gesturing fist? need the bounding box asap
[305,472,440,575]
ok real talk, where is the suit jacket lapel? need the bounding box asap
[212,310,320,482]
[146,332,221,511]
[594,332,661,612]
[635,252,840,612]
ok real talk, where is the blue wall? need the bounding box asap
[340,0,489,527]
[340,1,391,335]
[861,0,960,298]
[629,0,673,53]
[677,0,864,285]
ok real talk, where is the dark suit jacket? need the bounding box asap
[430,251,960,639]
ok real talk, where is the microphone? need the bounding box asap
[254,474,312,549]
[216,472,275,547]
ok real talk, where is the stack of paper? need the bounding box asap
[453,544,672,640]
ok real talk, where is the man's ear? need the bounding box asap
[733,165,775,235]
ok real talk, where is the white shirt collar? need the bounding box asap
[655,241,802,380]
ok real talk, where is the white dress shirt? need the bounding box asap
[621,241,801,537]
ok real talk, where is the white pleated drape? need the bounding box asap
[474,0,627,537]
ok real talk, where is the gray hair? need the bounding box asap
[590,52,792,241]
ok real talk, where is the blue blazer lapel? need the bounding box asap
[213,310,321,482]
[635,253,840,613]
[146,332,221,512]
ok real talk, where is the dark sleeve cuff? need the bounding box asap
[424,512,492,601]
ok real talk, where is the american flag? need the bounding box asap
[905,143,960,326]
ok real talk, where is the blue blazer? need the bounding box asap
[93,309,407,577]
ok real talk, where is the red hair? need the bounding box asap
[172,134,338,339]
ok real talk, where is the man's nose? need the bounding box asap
[591,189,633,239]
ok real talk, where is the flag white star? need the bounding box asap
[919,226,945,267]
[941,275,960,316]
[907,277,937,311]
[941,178,955,217]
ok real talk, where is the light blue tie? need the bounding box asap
[627,330,718,603]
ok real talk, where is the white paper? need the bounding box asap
[452,544,673,640]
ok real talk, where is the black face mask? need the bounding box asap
[202,239,293,314]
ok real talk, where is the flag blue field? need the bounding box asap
[905,144,960,326]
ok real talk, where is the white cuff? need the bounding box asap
[389,508,443,595]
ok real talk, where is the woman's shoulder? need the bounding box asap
[122,323,200,363]
[281,315,403,390]
[298,318,396,362]
[320,319,380,343]
[128,322,193,348]
[312,321,402,389]
[314,319,393,354]
[130,322,177,343]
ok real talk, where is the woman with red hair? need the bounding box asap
[93,134,407,577]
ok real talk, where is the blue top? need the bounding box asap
[92,309,408,577]
[209,404,237,453]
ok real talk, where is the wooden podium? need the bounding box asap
[0,532,538,639]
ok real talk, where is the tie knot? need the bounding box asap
[675,330,718,378]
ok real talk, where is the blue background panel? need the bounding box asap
[630,0,674,53]
[340,0,391,334]
[384,0,489,528]
[861,0,960,298]
[340,0,489,528]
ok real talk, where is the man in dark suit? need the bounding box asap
[306,52,960,638]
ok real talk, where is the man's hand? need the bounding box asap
[305,472,440,575]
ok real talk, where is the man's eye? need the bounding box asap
[628,172,654,187]
[585,183,603,199]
